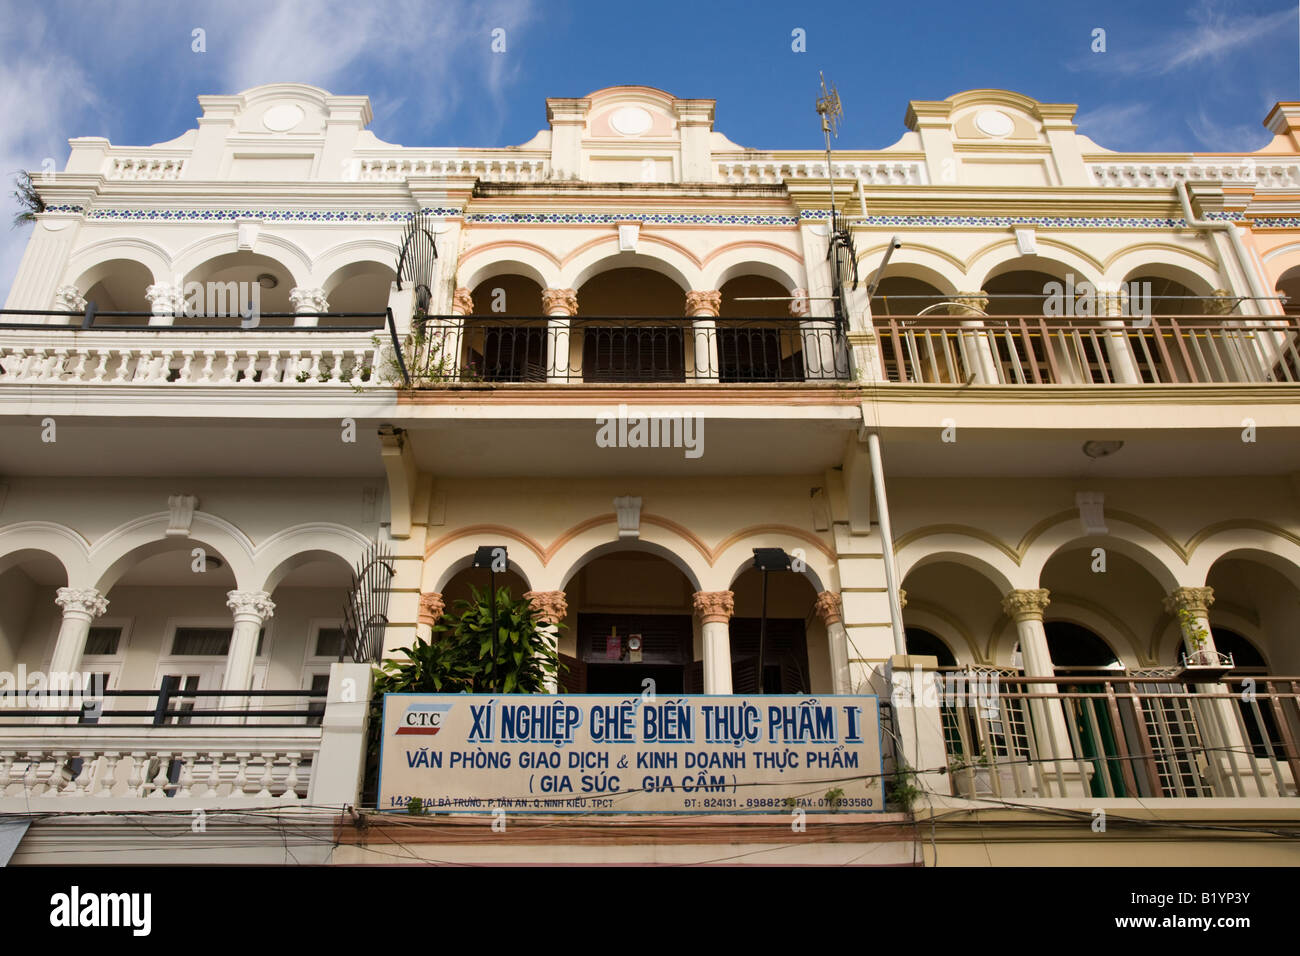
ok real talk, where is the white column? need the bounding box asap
[145,283,181,327]
[815,590,851,694]
[542,288,577,383]
[1002,589,1074,766]
[686,290,720,383]
[308,661,374,808]
[223,590,275,691]
[416,592,445,643]
[524,590,568,693]
[950,293,999,383]
[1099,287,1142,383]
[50,588,109,676]
[693,590,734,693]
[290,287,329,328]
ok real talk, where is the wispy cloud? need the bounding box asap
[1077,1,1295,76]
[1186,104,1272,149]
[1073,103,1153,149]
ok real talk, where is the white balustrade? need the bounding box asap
[0,728,319,802]
[1088,161,1300,189]
[355,155,549,182]
[714,159,929,186]
[0,331,385,387]
[103,156,187,180]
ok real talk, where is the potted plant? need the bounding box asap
[1176,609,1233,680]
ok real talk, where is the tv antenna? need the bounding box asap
[816,72,843,214]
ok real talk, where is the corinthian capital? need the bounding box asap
[226,590,275,621]
[54,286,87,312]
[813,590,843,626]
[524,590,568,625]
[541,288,578,316]
[289,287,329,314]
[55,587,108,619]
[1001,588,1050,622]
[692,590,735,625]
[1164,586,1214,615]
[451,287,474,315]
[684,290,721,317]
[418,592,446,627]
[145,283,183,316]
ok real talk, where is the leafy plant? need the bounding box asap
[11,171,44,229]
[406,797,429,815]
[1177,608,1211,658]
[824,787,845,812]
[885,766,922,813]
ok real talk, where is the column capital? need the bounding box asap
[813,590,843,626]
[1001,588,1050,622]
[54,286,87,312]
[451,287,474,315]
[692,590,735,625]
[289,286,329,314]
[226,589,275,622]
[541,288,578,316]
[898,588,907,609]
[1206,290,1236,316]
[524,590,568,625]
[1164,586,1214,615]
[145,282,183,317]
[418,592,446,627]
[947,292,989,316]
[684,290,721,317]
[55,587,108,619]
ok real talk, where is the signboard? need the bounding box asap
[378,694,883,814]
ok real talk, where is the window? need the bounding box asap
[170,627,265,656]
[305,673,331,726]
[314,626,346,660]
[84,626,122,656]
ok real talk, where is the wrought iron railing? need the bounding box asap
[406,314,850,384]
[876,315,1300,385]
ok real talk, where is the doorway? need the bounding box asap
[575,613,692,694]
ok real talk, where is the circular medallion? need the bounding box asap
[974,109,1015,138]
[610,106,653,136]
[262,104,305,132]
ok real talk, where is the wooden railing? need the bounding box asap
[875,315,1300,385]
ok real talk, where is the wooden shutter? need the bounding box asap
[685,660,705,694]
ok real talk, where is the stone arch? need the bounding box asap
[0,522,92,587]
[702,251,802,293]
[66,240,170,290]
[557,539,703,593]
[717,539,831,595]
[971,246,1104,293]
[860,248,963,298]
[458,247,558,292]
[895,534,1022,594]
[565,243,696,292]
[175,236,310,291]
[425,533,542,594]
[318,257,398,310]
[253,523,371,593]
[1186,529,1300,592]
[1108,249,1221,296]
[90,512,258,594]
[1022,518,1185,595]
[1040,597,1143,669]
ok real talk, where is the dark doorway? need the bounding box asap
[575,613,693,694]
[728,618,810,693]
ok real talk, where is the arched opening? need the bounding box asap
[1204,553,1300,673]
[1276,266,1300,316]
[900,559,1006,665]
[717,274,817,382]
[79,259,153,320]
[730,564,820,693]
[322,261,396,323]
[182,252,295,327]
[905,627,957,667]
[439,563,530,611]
[1039,544,1164,668]
[264,550,356,724]
[576,267,688,383]
[0,550,68,676]
[982,268,1068,317]
[1043,621,1122,674]
[870,276,947,317]
[463,274,547,382]
[1126,273,1211,316]
[559,550,697,694]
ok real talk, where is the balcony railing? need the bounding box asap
[0,309,391,387]
[876,315,1300,385]
[407,315,850,385]
[936,671,1300,799]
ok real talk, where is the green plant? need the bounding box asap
[824,787,845,813]
[885,766,922,813]
[406,797,429,815]
[11,171,44,229]
[1177,608,1210,657]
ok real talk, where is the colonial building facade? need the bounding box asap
[1,83,1299,864]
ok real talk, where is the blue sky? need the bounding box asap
[2,0,1296,296]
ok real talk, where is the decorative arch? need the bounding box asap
[564,241,697,291]
[174,235,310,289]
[894,530,1024,594]
[424,527,545,593]
[557,539,703,593]
[1185,526,1300,591]
[971,244,1104,289]
[457,245,560,291]
[702,246,803,291]
[89,512,258,593]
[0,522,92,587]
[1041,597,1144,668]
[1105,246,1221,292]
[65,240,171,290]
[253,523,372,593]
[859,245,964,295]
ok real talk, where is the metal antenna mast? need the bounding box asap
[816,72,843,218]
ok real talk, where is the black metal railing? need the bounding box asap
[407,314,850,384]
[0,685,328,727]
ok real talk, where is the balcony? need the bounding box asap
[916,670,1300,800]
[405,315,851,385]
[0,309,391,387]
[875,315,1300,385]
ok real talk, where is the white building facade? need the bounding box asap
[2,83,1299,865]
